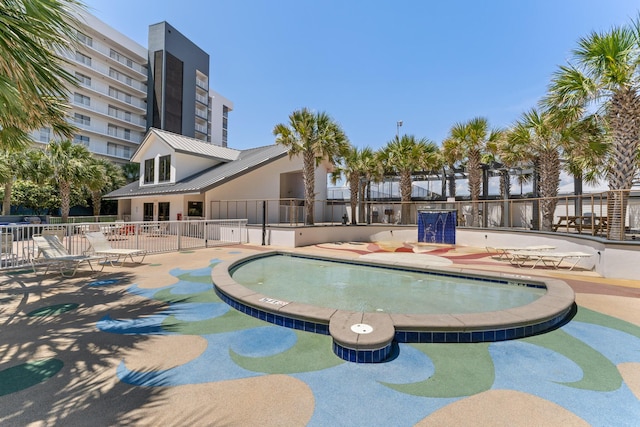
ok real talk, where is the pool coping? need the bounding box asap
[211,250,576,363]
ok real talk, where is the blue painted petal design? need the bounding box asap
[564,321,640,364]
[228,326,297,358]
[170,282,212,294]
[88,278,122,287]
[294,348,451,427]
[97,314,168,335]
[117,333,261,386]
[171,302,229,321]
[490,340,640,426]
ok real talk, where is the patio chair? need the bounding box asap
[31,234,106,277]
[147,222,168,237]
[1,233,17,266]
[84,231,146,267]
[508,250,592,270]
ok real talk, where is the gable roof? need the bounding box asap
[106,144,289,199]
[131,128,241,162]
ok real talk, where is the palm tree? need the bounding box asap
[331,146,376,225]
[30,140,93,222]
[86,158,126,216]
[358,148,382,224]
[0,149,30,215]
[379,135,441,224]
[441,137,464,199]
[121,162,140,183]
[446,118,501,227]
[0,0,81,146]
[543,22,640,239]
[273,108,349,225]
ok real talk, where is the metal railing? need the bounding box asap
[0,219,247,272]
[210,190,640,240]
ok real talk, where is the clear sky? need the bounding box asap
[84,0,639,153]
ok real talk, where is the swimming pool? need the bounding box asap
[212,251,575,363]
[231,254,546,315]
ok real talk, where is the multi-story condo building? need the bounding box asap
[30,10,232,162]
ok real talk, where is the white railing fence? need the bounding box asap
[210,190,640,240]
[0,219,247,272]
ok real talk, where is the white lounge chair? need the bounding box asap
[486,245,555,260]
[508,250,592,270]
[31,234,106,277]
[84,232,146,267]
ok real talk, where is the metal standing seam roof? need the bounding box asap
[105,144,290,199]
[132,128,241,162]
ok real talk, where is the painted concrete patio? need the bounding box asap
[1,242,639,426]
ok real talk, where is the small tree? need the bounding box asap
[274,108,349,225]
[379,135,441,224]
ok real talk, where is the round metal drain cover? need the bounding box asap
[351,323,373,334]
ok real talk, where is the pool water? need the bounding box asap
[230,254,546,315]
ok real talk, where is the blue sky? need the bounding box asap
[84,0,639,153]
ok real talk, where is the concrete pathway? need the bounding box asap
[1,243,639,426]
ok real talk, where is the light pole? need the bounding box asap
[396,120,403,138]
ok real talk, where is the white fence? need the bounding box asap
[0,219,247,272]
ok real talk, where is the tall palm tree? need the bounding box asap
[121,162,140,183]
[0,0,81,146]
[273,108,349,225]
[503,110,602,231]
[446,118,501,227]
[379,135,441,224]
[331,146,376,225]
[358,148,382,224]
[86,158,126,216]
[441,137,464,199]
[543,22,640,239]
[30,140,93,222]
[0,148,32,215]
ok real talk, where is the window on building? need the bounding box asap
[75,51,91,66]
[187,201,203,218]
[73,134,90,146]
[109,86,132,104]
[158,202,170,221]
[39,128,51,143]
[144,159,154,184]
[74,92,90,106]
[75,72,91,86]
[73,113,90,126]
[158,155,171,182]
[76,32,93,47]
[143,203,154,221]
[109,68,133,86]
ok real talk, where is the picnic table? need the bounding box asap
[553,215,607,236]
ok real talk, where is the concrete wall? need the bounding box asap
[245,225,640,280]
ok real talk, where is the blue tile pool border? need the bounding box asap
[213,250,576,364]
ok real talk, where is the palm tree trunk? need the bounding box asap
[358,182,365,224]
[399,171,412,224]
[60,181,71,223]
[467,150,482,227]
[92,190,101,217]
[499,170,510,226]
[3,181,13,215]
[606,87,640,240]
[538,149,560,231]
[349,172,358,225]
[303,152,315,225]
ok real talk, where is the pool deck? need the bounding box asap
[1,241,639,426]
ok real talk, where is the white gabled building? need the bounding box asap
[30,10,233,163]
[106,128,330,223]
